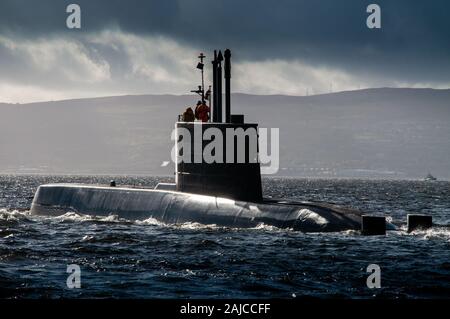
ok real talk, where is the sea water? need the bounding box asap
[0,175,449,298]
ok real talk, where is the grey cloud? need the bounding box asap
[0,0,449,100]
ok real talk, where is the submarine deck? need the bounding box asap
[30,183,363,232]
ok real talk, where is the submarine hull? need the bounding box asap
[30,184,362,232]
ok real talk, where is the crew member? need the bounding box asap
[182,107,195,122]
[195,101,210,122]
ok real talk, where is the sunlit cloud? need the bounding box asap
[234,59,367,95]
[0,29,449,104]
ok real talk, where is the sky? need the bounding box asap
[0,0,449,103]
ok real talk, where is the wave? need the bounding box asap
[1,207,449,241]
[0,207,291,233]
[47,211,289,232]
[412,227,450,242]
[135,217,169,227]
[0,208,31,222]
[394,223,450,242]
[52,212,126,223]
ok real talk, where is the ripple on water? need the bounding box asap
[0,176,450,298]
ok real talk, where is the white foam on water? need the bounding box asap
[414,228,450,242]
[53,212,96,222]
[339,229,360,236]
[135,217,220,230]
[52,212,124,223]
[0,208,351,235]
[251,223,290,232]
[101,214,122,222]
[3,207,447,241]
[0,208,31,221]
[135,217,166,226]
[395,224,450,242]
[176,222,219,230]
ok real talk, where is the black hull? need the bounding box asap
[30,184,363,232]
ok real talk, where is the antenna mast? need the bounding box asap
[191,53,206,103]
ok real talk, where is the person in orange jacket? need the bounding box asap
[195,101,210,122]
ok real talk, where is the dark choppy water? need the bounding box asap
[0,175,449,299]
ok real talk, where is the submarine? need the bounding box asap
[30,49,391,233]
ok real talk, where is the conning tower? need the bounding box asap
[175,49,263,202]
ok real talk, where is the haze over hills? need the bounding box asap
[0,88,449,179]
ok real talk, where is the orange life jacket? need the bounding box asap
[197,104,210,122]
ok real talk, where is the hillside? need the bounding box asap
[1,88,449,179]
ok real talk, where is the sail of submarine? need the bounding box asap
[30,49,383,233]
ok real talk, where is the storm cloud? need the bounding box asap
[0,0,449,102]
